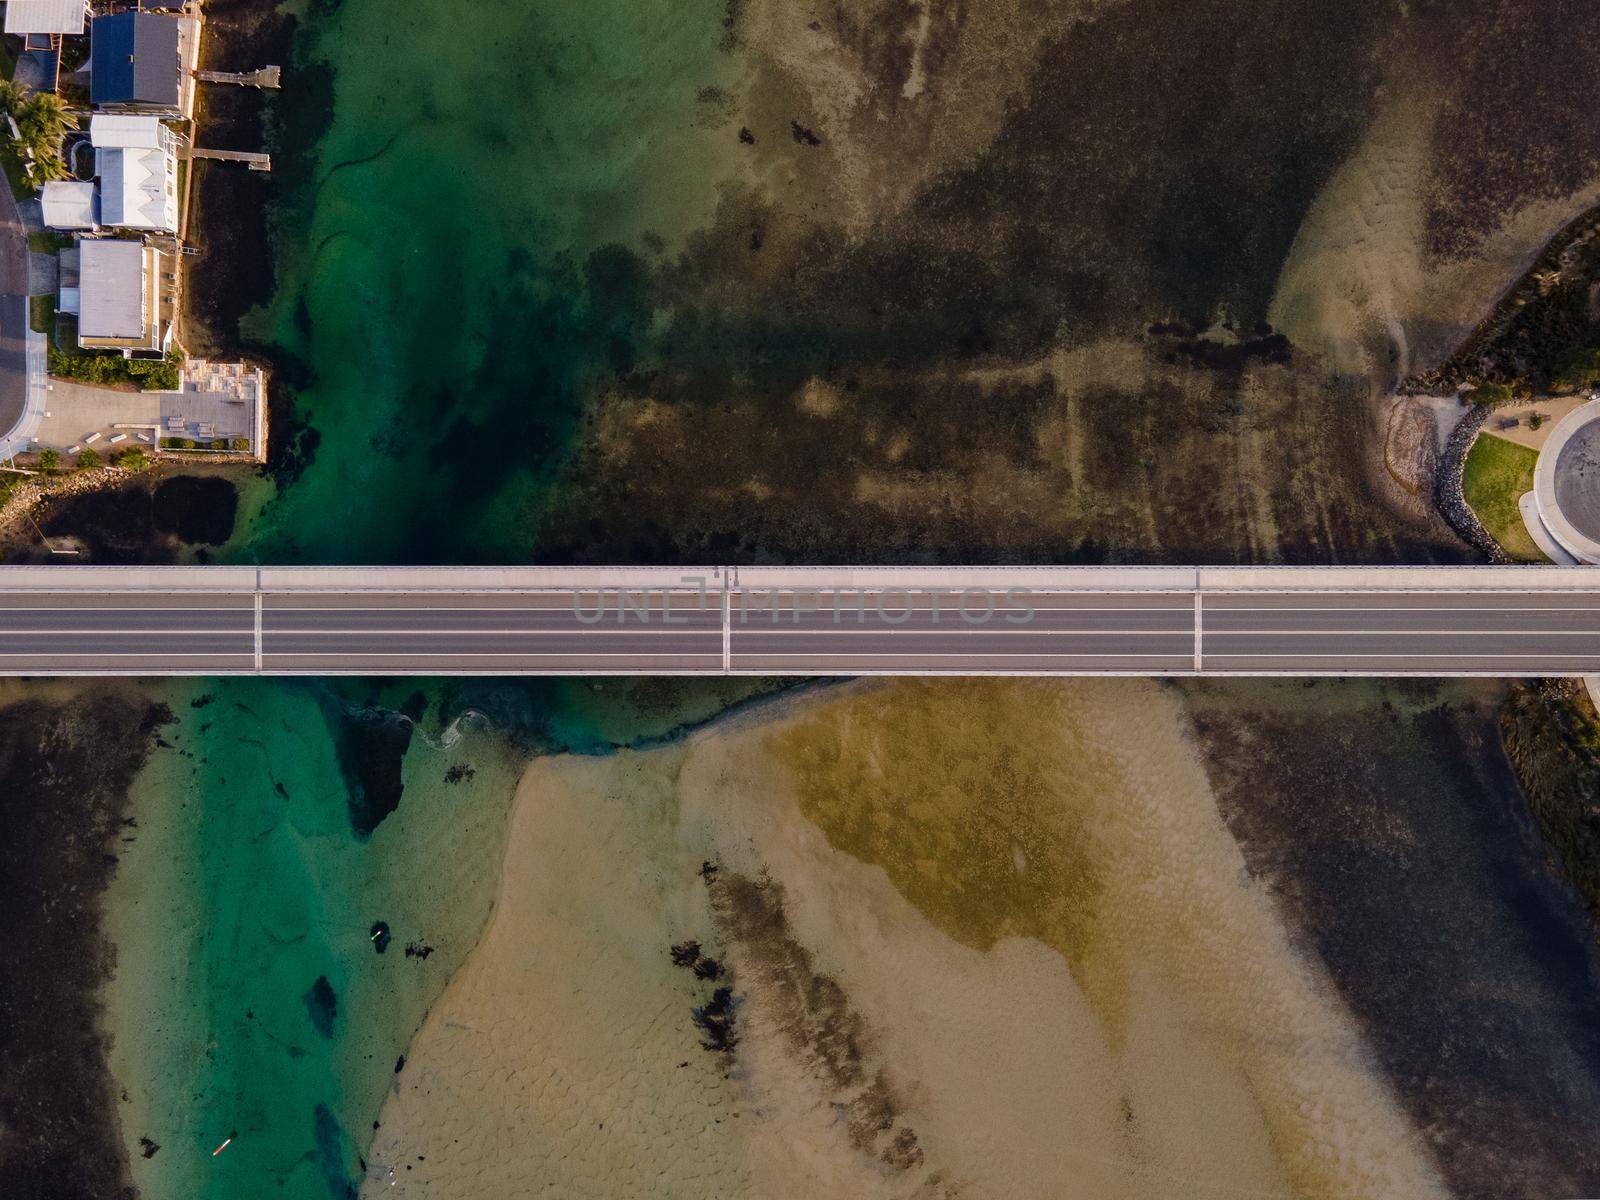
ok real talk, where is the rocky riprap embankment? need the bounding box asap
[1432,402,1510,563]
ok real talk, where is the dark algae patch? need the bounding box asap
[706,868,931,1177]
[30,472,240,561]
[0,688,171,1200]
[150,475,240,546]
[1501,680,1600,929]
[1186,679,1600,1200]
[313,1103,358,1200]
[304,975,339,1038]
[182,0,300,360]
[333,705,415,838]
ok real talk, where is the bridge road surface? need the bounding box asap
[0,566,1599,676]
[261,589,725,673]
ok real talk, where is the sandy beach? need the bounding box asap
[363,679,1444,1198]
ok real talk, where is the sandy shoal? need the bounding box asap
[362,679,1446,1199]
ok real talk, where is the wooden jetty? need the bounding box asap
[182,146,272,172]
[193,66,282,89]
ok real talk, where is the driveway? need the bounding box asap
[0,179,29,448]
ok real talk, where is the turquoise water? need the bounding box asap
[108,678,527,1198]
[109,670,783,1200]
[110,6,777,1191]
[229,0,744,564]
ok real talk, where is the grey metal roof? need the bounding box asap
[40,180,97,229]
[90,12,180,108]
[77,238,147,341]
[4,0,88,35]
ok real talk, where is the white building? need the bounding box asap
[61,237,171,354]
[90,113,179,234]
[3,0,89,36]
[40,179,97,230]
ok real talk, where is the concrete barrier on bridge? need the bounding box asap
[254,566,728,591]
[1197,565,1600,590]
[0,563,1593,595]
[0,566,260,590]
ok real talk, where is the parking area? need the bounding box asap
[29,359,264,458]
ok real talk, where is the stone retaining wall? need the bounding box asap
[1432,403,1508,563]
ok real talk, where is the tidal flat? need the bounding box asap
[8,0,1600,1197]
[359,677,1600,1198]
[9,670,1598,1198]
[217,0,1600,566]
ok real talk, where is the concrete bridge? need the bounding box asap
[1,564,1598,676]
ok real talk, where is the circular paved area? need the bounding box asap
[1553,417,1600,545]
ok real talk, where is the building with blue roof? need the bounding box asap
[90,11,182,115]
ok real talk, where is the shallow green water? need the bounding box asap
[107,678,527,1198]
[110,7,762,1193]
[108,669,784,1200]
[231,0,743,564]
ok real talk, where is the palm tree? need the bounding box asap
[25,151,71,187]
[14,93,76,187]
[0,78,25,120]
[15,92,75,147]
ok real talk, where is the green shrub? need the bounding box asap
[127,357,180,390]
[230,437,250,452]
[1462,382,1514,407]
[27,294,52,335]
[76,448,101,469]
[1553,346,1600,392]
[48,347,182,391]
[109,447,149,472]
[36,448,58,473]
[1530,412,1545,431]
[210,438,227,451]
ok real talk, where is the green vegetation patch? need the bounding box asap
[1502,682,1600,929]
[108,446,149,472]
[27,294,52,335]
[1461,433,1543,561]
[1462,382,1514,407]
[0,79,75,191]
[25,230,69,254]
[48,347,181,391]
[0,139,32,201]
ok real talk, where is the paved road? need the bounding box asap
[2,575,1600,675]
[0,164,29,448]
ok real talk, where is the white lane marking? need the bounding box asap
[1203,603,1600,611]
[721,652,1199,659]
[0,604,256,614]
[1202,652,1600,658]
[256,630,1189,639]
[1203,630,1600,637]
[1194,591,1203,672]
[728,627,1195,635]
[0,653,258,658]
[252,651,727,657]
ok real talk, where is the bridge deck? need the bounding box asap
[0,565,1596,676]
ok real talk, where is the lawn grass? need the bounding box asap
[1462,432,1544,561]
[26,229,68,254]
[0,141,33,201]
[28,293,52,335]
